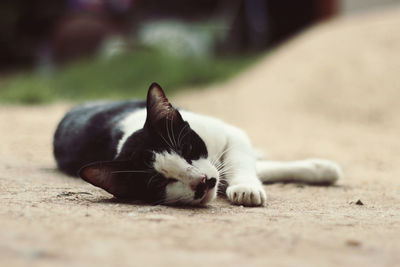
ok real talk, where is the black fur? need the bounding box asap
[53,83,208,204]
[53,100,146,176]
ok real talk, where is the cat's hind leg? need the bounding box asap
[256,159,342,185]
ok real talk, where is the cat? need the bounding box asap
[53,82,342,206]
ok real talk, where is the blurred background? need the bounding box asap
[0,0,398,104]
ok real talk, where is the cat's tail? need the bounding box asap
[256,159,342,185]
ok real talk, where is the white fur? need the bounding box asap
[179,111,267,206]
[115,108,341,207]
[153,152,219,205]
[165,182,197,205]
[116,109,147,155]
[256,159,342,184]
[153,152,204,182]
[192,158,219,181]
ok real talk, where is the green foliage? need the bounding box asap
[0,49,256,104]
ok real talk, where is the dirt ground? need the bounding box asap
[1,7,400,267]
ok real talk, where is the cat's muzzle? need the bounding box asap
[194,177,217,200]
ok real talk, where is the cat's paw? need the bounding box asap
[226,184,267,207]
[307,159,342,184]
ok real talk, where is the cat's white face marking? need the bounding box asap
[152,151,219,205]
[116,109,147,156]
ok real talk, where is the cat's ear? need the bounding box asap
[145,82,183,127]
[79,161,134,198]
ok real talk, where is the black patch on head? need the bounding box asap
[111,83,209,202]
[57,82,210,205]
[177,125,208,162]
[143,83,208,161]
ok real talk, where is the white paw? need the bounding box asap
[226,184,267,207]
[308,159,342,184]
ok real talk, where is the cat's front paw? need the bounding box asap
[226,184,267,207]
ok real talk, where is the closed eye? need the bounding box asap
[167,178,179,184]
[181,143,193,164]
[181,143,192,157]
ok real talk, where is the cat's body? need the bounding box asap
[54,83,341,206]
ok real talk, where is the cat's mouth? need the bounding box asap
[164,176,218,206]
[193,177,215,198]
[197,178,217,205]
[199,189,214,205]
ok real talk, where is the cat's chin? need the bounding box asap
[198,188,217,206]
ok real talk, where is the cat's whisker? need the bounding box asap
[219,170,234,175]
[213,159,224,169]
[214,160,230,172]
[144,160,154,170]
[146,173,160,189]
[157,132,175,152]
[218,166,233,173]
[212,148,228,166]
[219,172,234,178]
[170,116,178,149]
[178,129,191,147]
[177,124,189,147]
[218,166,235,177]
[217,162,233,173]
[219,169,234,175]
[216,161,230,172]
[165,117,177,151]
[219,169,234,176]
[165,119,173,149]
[211,145,237,167]
[218,164,233,172]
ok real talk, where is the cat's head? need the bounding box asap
[79,83,219,206]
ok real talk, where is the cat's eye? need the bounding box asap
[167,178,178,184]
[181,143,192,157]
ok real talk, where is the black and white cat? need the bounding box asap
[54,83,342,206]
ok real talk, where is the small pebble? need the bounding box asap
[346,239,362,247]
[355,199,364,205]
[350,199,364,205]
[145,214,175,221]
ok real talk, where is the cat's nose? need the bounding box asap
[190,176,207,190]
[206,177,217,189]
[192,177,217,200]
[190,176,217,190]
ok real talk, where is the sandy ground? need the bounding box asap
[1,7,400,267]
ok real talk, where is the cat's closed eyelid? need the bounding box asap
[166,178,178,184]
[182,143,192,154]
